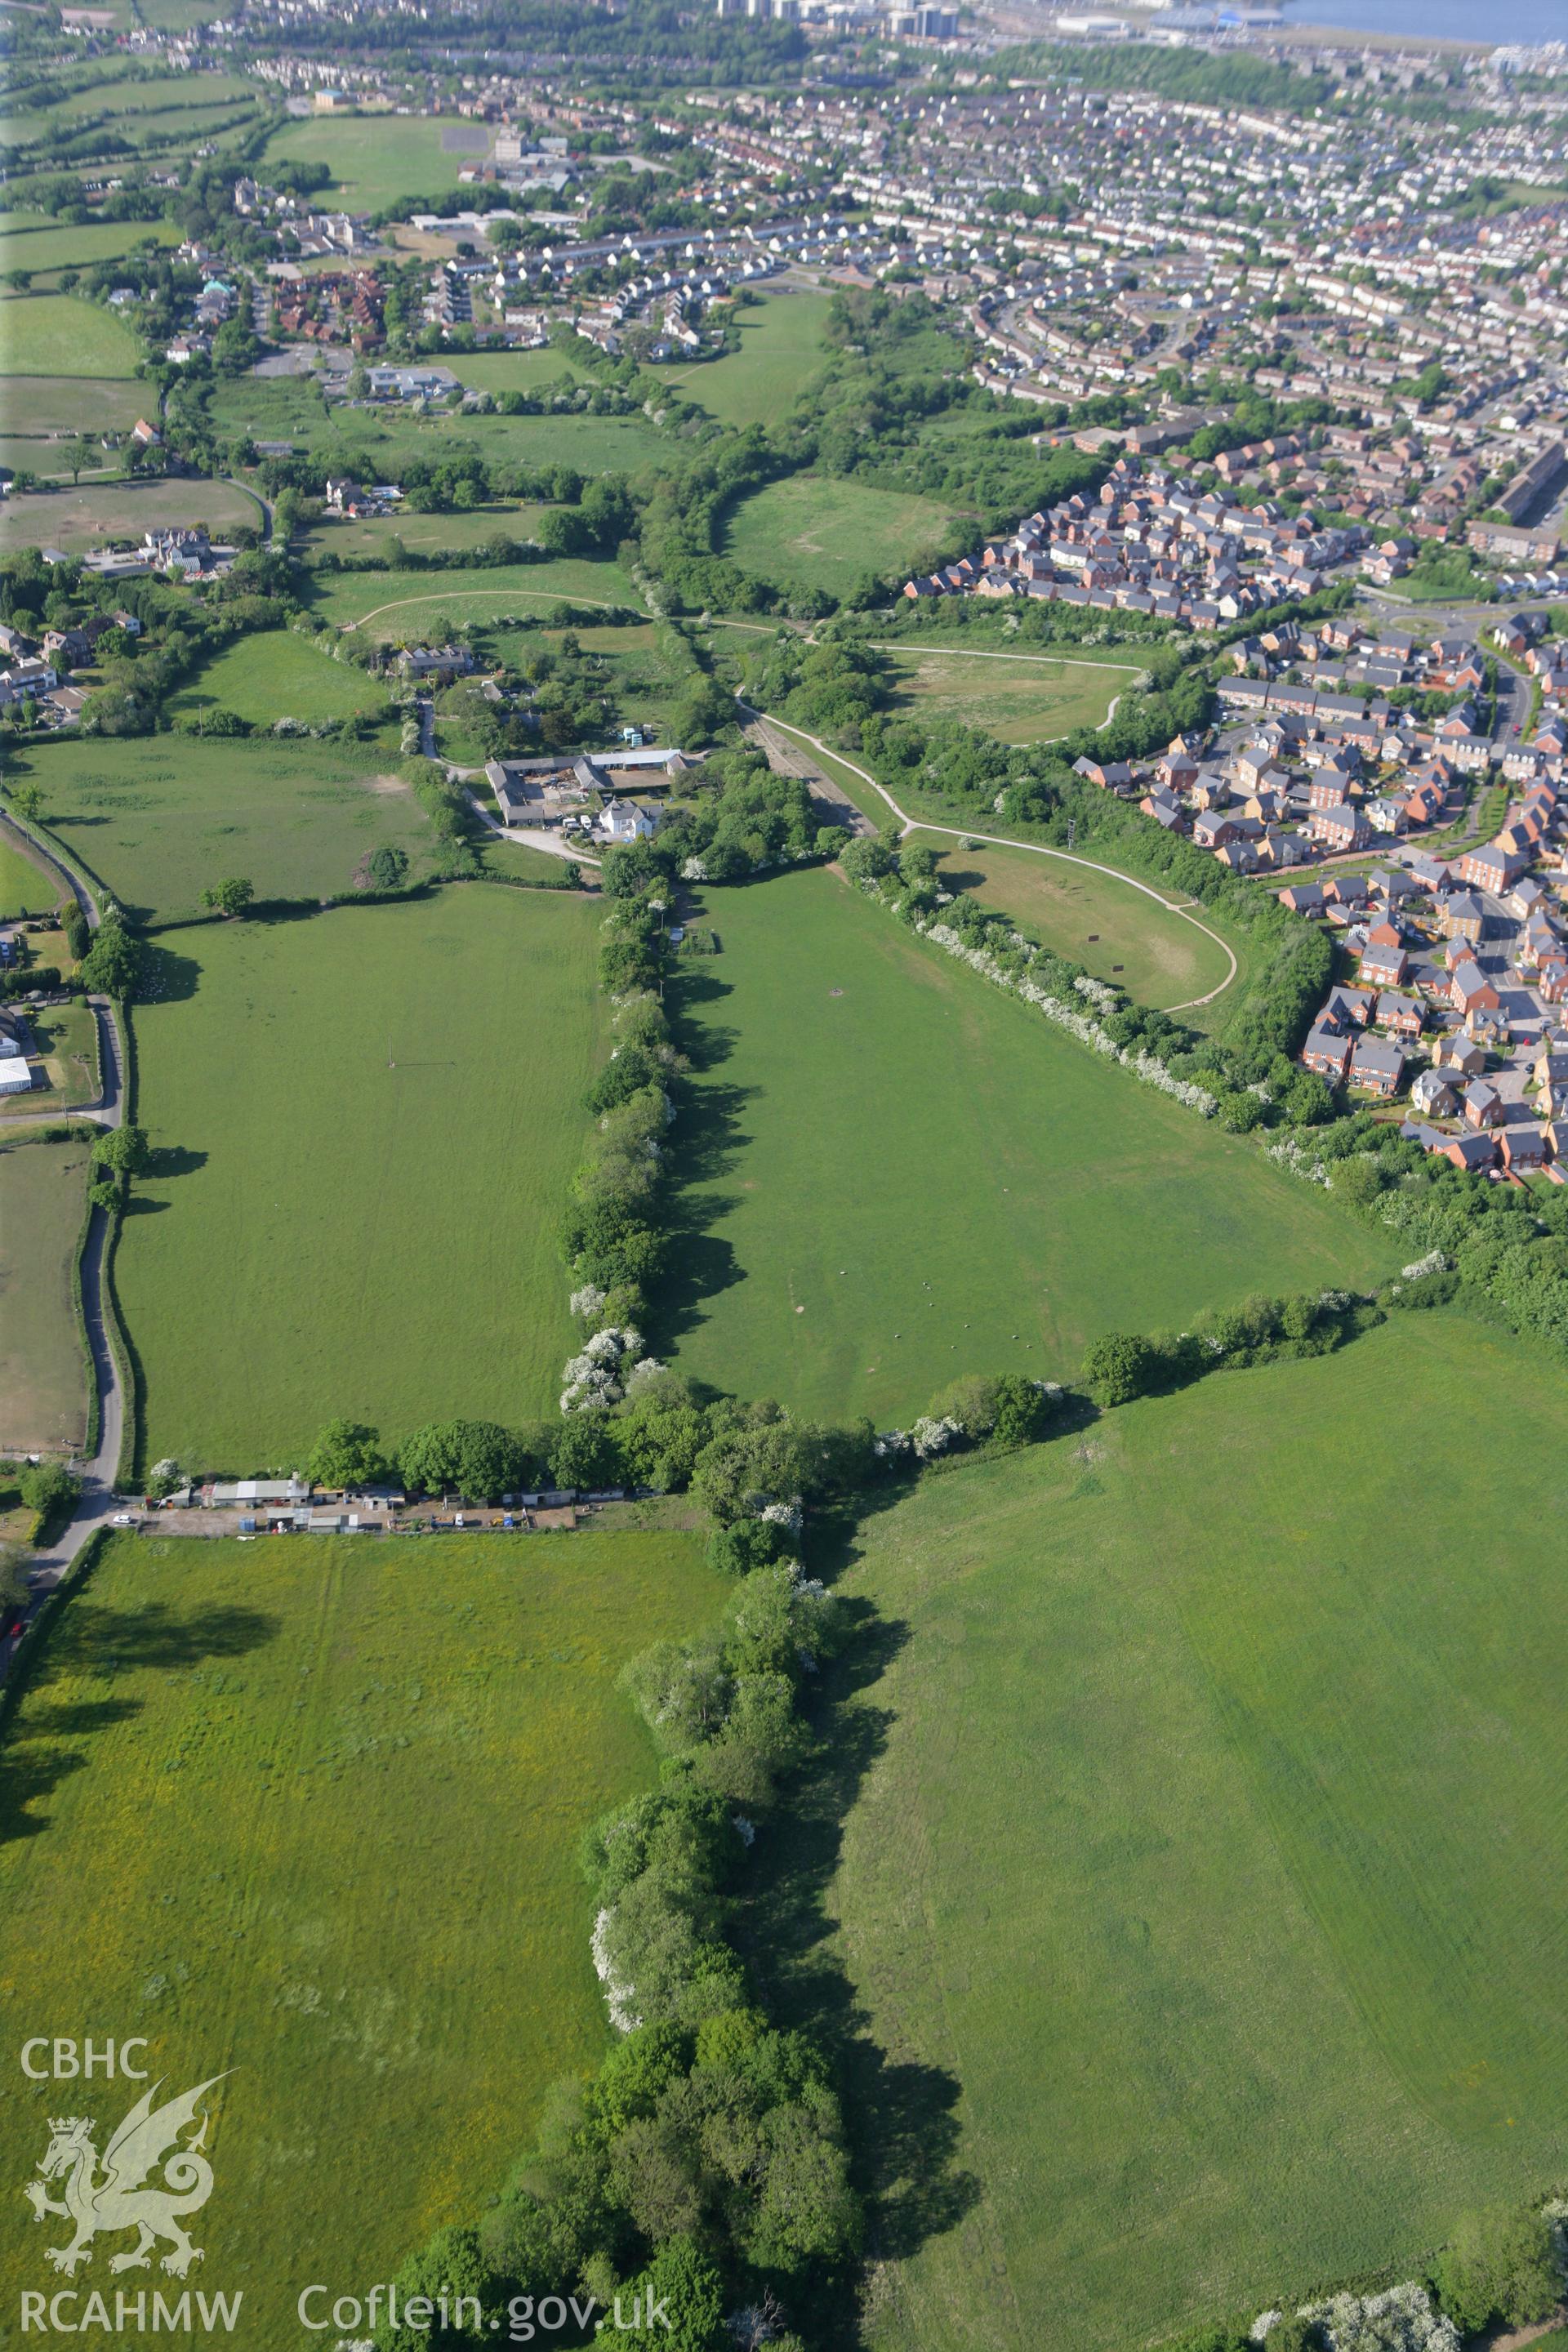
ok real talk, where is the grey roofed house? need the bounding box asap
[1323,985,1374,1031]
[1407,853,1454,890]
[1410,1067,1459,1115]
[1350,1036,1405,1089]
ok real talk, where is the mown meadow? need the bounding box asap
[659,866,1393,1424]
[929,836,1237,1013]
[116,889,605,1472]
[0,1528,721,2341]
[722,474,969,603]
[795,1312,1568,2352]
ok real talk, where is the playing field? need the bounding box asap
[0,294,143,378]
[260,114,489,212]
[723,473,969,600]
[927,836,1235,1011]
[802,1312,1568,2352]
[117,889,605,1470]
[167,630,395,729]
[0,1138,89,1454]
[0,375,146,441]
[23,734,429,924]
[313,556,644,639]
[658,867,1392,1423]
[446,349,593,397]
[0,1526,721,2341]
[884,645,1134,742]
[653,290,834,431]
[0,832,63,919]
[0,475,259,556]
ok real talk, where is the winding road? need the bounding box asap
[1,814,131,1679]
[747,707,1240,1013]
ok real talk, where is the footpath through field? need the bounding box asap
[747,706,1239,1012]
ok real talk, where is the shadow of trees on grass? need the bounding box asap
[734,1500,982,2345]
[649,961,757,1349]
[0,1601,278,1847]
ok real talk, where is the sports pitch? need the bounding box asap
[0,1527,720,2341]
[658,866,1392,1423]
[810,1311,1568,2352]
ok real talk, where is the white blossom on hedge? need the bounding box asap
[681,856,708,881]
[1250,2314,1281,2343]
[1073,973,1120,1016]
[1266,1137,1332,1188]
[760,1498,804,1535]
[873,1429,912,1459]
[591,1907,641,2034]
[570,1283,608,1321]
[559,1324,648,1413]
[1401,1250,1450,1281]
[1307,2281,1459,2352]
[911,920,1217,1116]
[911,1415,962,1459]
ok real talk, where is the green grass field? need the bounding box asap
[0,294,143,379]
[0,834,64,919]
[927,838,1234,1012]
[0,1138,88,1453]
[724,473,969,600]
[446,349,593,397]
[118,889,605,1469]
[313,556,644,640]
[0,1526,721,2341]
[260,114,489,212]
[658,868,1392,1423]
[884,646,1132,742]
[22,734,429,924]
[305,501,550,562]
[803,1312,1568,2352]
[167,630,395,729]
[0,476,259,556]
[211,373,667,480]
[652,291,833,430]
[0,214,180,278]
[0,375,147,441]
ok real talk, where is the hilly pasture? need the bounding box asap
[657,867,1392,1423]
[800,1312,1568,2352]
[0,1528,720,2343]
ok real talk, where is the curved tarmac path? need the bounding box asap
[751,709,1239,1013]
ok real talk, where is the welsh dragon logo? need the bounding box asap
[24,2075,227,2278]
